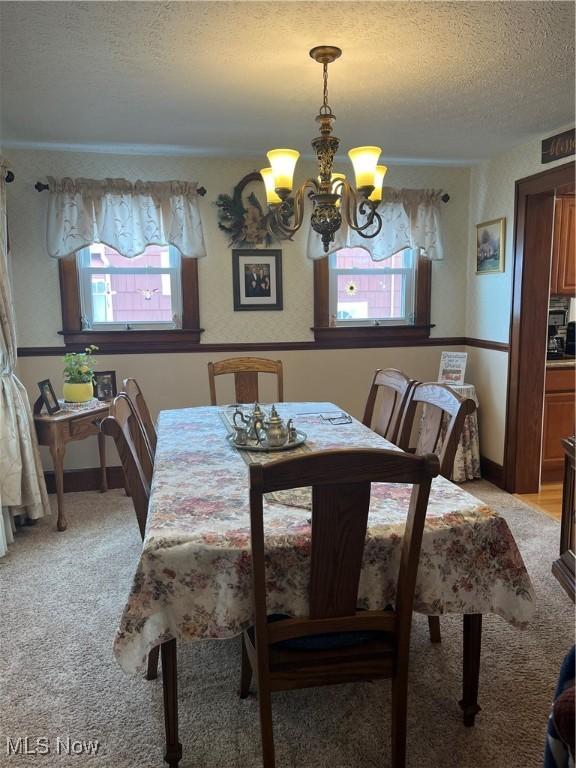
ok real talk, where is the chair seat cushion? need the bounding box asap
[267,613,387,652]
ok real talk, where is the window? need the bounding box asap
[77,244,182,330]
[313,247,432,344]
[329,248,415,326]
[58,246,201,351]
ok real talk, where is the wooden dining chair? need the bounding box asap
[110,392,154,487]
[208,357,283,405]
[122,377,157,455]
[240,447,440,768]
[362,368,417,444]
[397,382,477,643]
[101,395,159,681]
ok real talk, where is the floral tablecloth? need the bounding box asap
[432,383,481,483]
[114,402,535,674]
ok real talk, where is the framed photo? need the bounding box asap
[438,351,468,385]
[37,379,61,415]
[476,217,506,274]
[93,370,117,401]
[232,249,283,311]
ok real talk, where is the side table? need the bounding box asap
[34,403,110,532]
[438,383,481,483]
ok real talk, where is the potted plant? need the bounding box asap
[62,345,99,403]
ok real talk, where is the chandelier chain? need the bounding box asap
[319,62,333,116]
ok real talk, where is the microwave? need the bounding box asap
[549,308,567,328]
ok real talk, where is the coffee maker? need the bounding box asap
[547,324,565,359]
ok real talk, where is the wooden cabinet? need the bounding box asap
[542,368,576,481]
[552,436,575,601]
[550,195,575,296]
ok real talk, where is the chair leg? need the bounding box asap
[146,645,160,680]
[391,671,408,768]
[239,634,253,699]
[257,683,276,768]
[161,639,182,768]
[428,616,441,643]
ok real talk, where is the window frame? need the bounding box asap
[313,250,433,346]
[328,249,416,327]
[58,249,202,352]
[77,245,183,332]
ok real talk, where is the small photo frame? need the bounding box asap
[476,217,505,274]
[93,370,117,401]
[232,249,283,311]
[37,379,61,415]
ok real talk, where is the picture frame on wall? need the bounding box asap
[93,370,117,401]
[476,217,506,274]
[232,249,283,311]
[37,379,61,415]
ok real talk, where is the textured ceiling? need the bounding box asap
[0,1,574,161]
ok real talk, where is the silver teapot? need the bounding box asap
[256,405,289,447]
[233,403,267,440]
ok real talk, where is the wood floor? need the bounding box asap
[515,482,563,521]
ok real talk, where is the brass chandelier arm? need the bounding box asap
[268,178,319,237]
[340,181,383,238]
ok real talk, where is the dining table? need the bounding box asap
[113,402,536,768]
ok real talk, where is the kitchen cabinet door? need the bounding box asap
[551,196,575,296]
[542,391,576,481]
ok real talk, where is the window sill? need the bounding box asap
[59,328,204,353]
[311,324,434,347]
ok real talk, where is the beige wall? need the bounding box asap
[465,124,574,343]
[6,148,470,347]
[16,345,464,470]
[8,128,573,472]
[461,124,575,464]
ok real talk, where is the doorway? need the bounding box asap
[505,161,575,493]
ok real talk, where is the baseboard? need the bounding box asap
[480,456,506,489]
[44,466,125,494]
[541,465,565,483]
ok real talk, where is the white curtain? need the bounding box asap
[307,187,444,261]
[46,177,207,259]
[0,157,50,558]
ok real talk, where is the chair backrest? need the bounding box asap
[208,357,284,405]
[101,395,151,540]
[362,368,416,444]
[249,448,439,648]
[122,377,157,454]
[397,382,477,478]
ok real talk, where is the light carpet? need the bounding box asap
[0,481,574,768]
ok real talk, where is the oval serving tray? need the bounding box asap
[227,431,307,452]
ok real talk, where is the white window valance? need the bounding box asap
[307,187,445,262]
[46,177,207,259]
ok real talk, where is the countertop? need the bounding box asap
[546,358,576,370]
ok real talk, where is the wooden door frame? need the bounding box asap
[504,160,575,493]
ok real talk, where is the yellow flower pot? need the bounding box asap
[63,382,94,403]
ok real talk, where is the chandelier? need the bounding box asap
[260,45,386,253]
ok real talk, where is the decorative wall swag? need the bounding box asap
[214,172,293,248]
[44,177,207,260]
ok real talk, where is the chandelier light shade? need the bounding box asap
[369,165,388,202]
[266,149,300,195]
[260,167,282,205]
[262,45,384,253]
[347,147,382,191]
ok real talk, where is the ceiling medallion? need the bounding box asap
[260,45,387,253]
